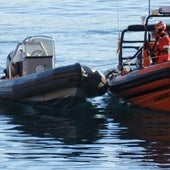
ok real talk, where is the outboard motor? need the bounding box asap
[81,65,108,97]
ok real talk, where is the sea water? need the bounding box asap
[0,0,169,169]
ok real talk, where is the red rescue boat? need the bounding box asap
[105,6,170,112]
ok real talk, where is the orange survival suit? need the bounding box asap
[153,21,170,64]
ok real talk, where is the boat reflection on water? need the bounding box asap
[0,96,169,169]
[101,94,170,169]
[0,100,105,145]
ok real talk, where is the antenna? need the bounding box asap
[116,0,121,56]
[116,0,120,38]
[148,0,151,15]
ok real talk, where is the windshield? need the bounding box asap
[22,36,55,57]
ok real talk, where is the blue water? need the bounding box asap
[0,0,170,169]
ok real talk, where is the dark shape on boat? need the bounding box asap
[105,6,170,112]
[0,35,107,106]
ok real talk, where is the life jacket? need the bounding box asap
[142,42,155,67]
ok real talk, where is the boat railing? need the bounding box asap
[118,25,145,70]
[118,10,170,71]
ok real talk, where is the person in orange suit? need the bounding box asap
[153,21,170,64]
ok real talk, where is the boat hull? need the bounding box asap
[0,63,107,106]
[107,62,170,112]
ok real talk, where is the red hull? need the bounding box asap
[128,88,170,112]
[107,62,170,112]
